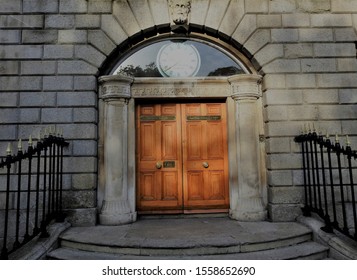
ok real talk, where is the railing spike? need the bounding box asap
[335,133,339,143]
[18,139,22,152]
[28,135,33,147]
[346,135,351,147]
[6,143,12,156]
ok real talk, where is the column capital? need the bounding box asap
[99,75,134,101]
[228,74,262,100]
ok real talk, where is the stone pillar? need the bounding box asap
[228,74,267,221]
[98,75,137,225]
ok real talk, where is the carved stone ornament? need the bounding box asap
[169,0,191,33]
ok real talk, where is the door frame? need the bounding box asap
[97,75,267,225]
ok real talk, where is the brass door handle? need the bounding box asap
[156,162,163,169]
[202,162,209,168]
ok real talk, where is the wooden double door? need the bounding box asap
[136,102,229,214]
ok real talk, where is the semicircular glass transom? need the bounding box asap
[112,39,248,78]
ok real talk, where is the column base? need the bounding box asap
[99,200,137,225]
[229,196,267,221]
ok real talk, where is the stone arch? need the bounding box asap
[96,0,269,225]
[97,0,266,76]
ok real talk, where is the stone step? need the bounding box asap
[47,241,328,260]
[49,218,316,257]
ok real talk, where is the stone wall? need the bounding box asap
[0,0,357,225]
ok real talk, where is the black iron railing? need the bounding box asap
[295,129,357,241]
[0,133,69,260]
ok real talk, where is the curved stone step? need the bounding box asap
[48,218,320,258]
[47,241,328,260]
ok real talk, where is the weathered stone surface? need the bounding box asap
[340,89,357,104]
[268,204,303,222]
[74,75,97,90]
[0,30,20,44]
[73,108,97,123]
[303,89,339,104]
[64,208,97,226]
[57,91,96,107]
[20,108,40,123]
[190,0,210,26]
[72,173,97,190]
[205,0,230,31]
[299,28,333,42]
[23,0,58,13]
[41,108,73,123]
[88,30,116,55]
[317,73,357,88]
[88,0,112,13]
[0,61,19,75]
[0,0,21,13]
[338,58,357,72]
[113,0,140,36]
[286,74,316,88]
[311,14,352,27]
[257,15,282,28]
[22,30,58,44]
[297,0,330,13]
[20,92,56,107]
[44,45,74,59]
[75,45,106,68]
[58,60,98,75]
[268,186,304,204]
[301,58,336,73]
[284,43,313,58]
[314,43,356,57]
[269,0,296,13]
[101,15,128,45]
[266,137,291,153]
[0,92,18,107]
[63,190,96,209]
[232,15,257,45]
[59,30,87,44]
[0,76,42,91]
[331,0,357,12]
[263,59,300,73]
[59,0,88,13]
[21,61,57,75]
[335,28,357,42]
[264,106,288,121]
[262,74,286,89]
[219,0,245,36]
[128,0,155,30]
[254,44,284,66]
[244,29,271,55]
[43,76,73,91]
[0,15,43,28]
[319,105,357,120]
[282,14,310,27]
[45,15,75,29]
[245,0,268,13]
[271,28,299,42]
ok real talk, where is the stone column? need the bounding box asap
[228,74,267,221]
[98,75,137,225]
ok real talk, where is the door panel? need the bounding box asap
[137,102,229,213]
[182,103,229,210]
[137,104,183,212]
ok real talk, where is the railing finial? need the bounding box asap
[346,135,351,147]
[6,143,12,156]
[28,135,33,147]
[17,139,23,152]
[335,133,339,144]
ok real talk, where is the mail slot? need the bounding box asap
[163,161,175,168]
[187,116,221,121]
